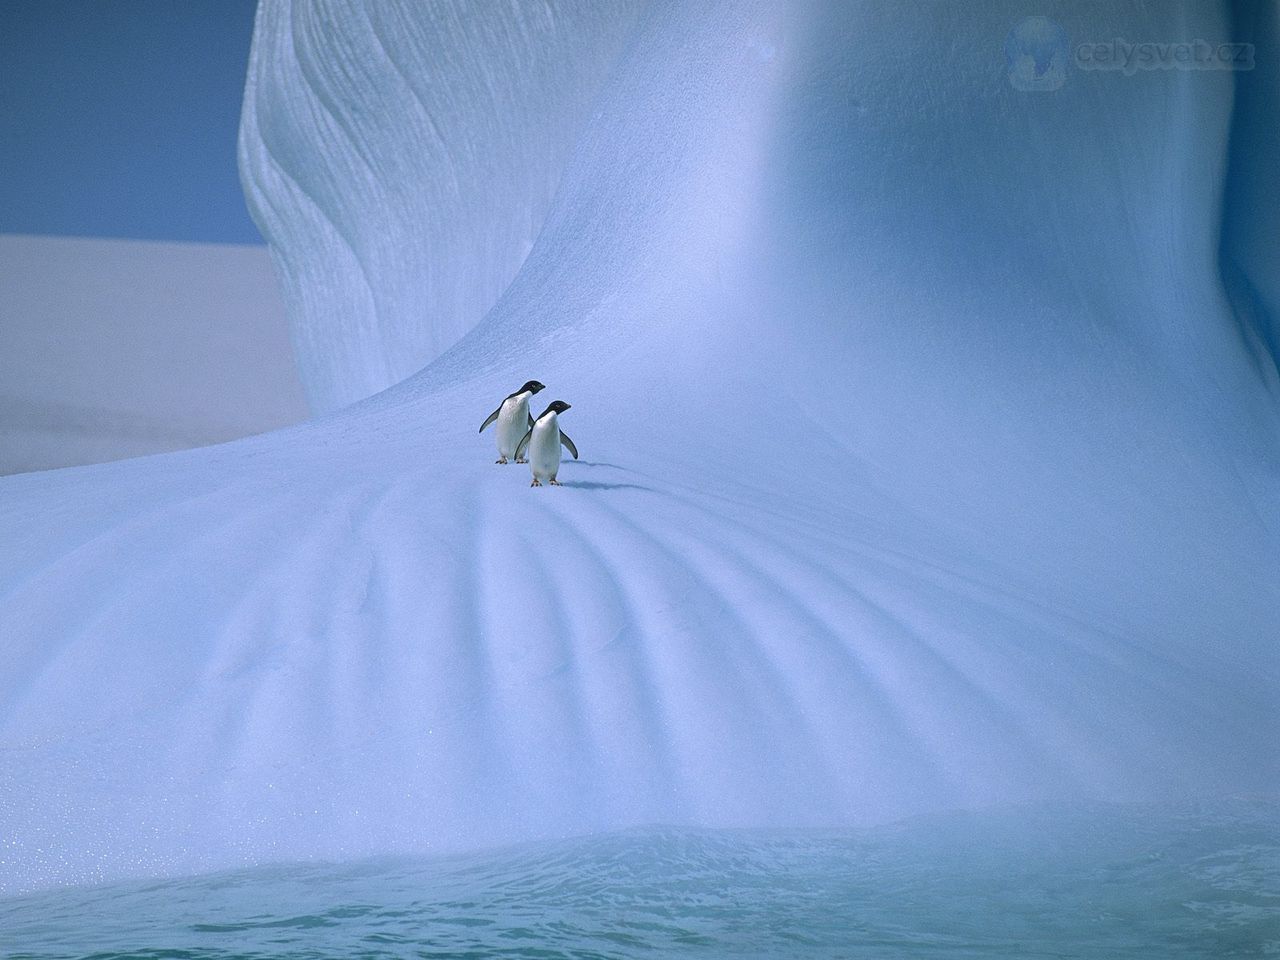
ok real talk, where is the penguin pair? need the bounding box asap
[478,380,578,486]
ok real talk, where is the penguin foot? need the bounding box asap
[549,478,562,485]
[515,458,528,464]
[530,478,542,487]
[495,457,508,464]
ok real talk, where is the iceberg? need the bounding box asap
[1,0,1276,895]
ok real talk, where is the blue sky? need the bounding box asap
[1,0,263,244]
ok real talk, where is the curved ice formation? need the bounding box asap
[239,0,644,412]
[1,0,1278,893]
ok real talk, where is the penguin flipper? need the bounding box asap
[515,428,534,461]
[559,430,579,460]
[478,404,502,433]
[528,413,536,430]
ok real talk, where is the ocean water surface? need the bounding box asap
[3,799,1275,959]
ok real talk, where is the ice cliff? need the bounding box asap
[239,0,644,412]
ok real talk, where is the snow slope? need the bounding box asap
[0,234,306,476]
[1,0,1277,893]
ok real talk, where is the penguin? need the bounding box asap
[516,401,577,486]
[479,380,545,463]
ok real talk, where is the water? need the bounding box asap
[3,800,1275,959]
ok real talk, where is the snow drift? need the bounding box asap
[1,0,1277,893]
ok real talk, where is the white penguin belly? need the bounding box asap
[495,395,530,458]
[529,416,562,481]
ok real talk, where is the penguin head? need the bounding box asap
[519,380,546,395]
[540,400,572,418]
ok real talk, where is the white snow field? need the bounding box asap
[1,0,1277,894]
[0,234,306,476]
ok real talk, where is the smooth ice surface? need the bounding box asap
[1,0,1278,894]
[0,235,306,475]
